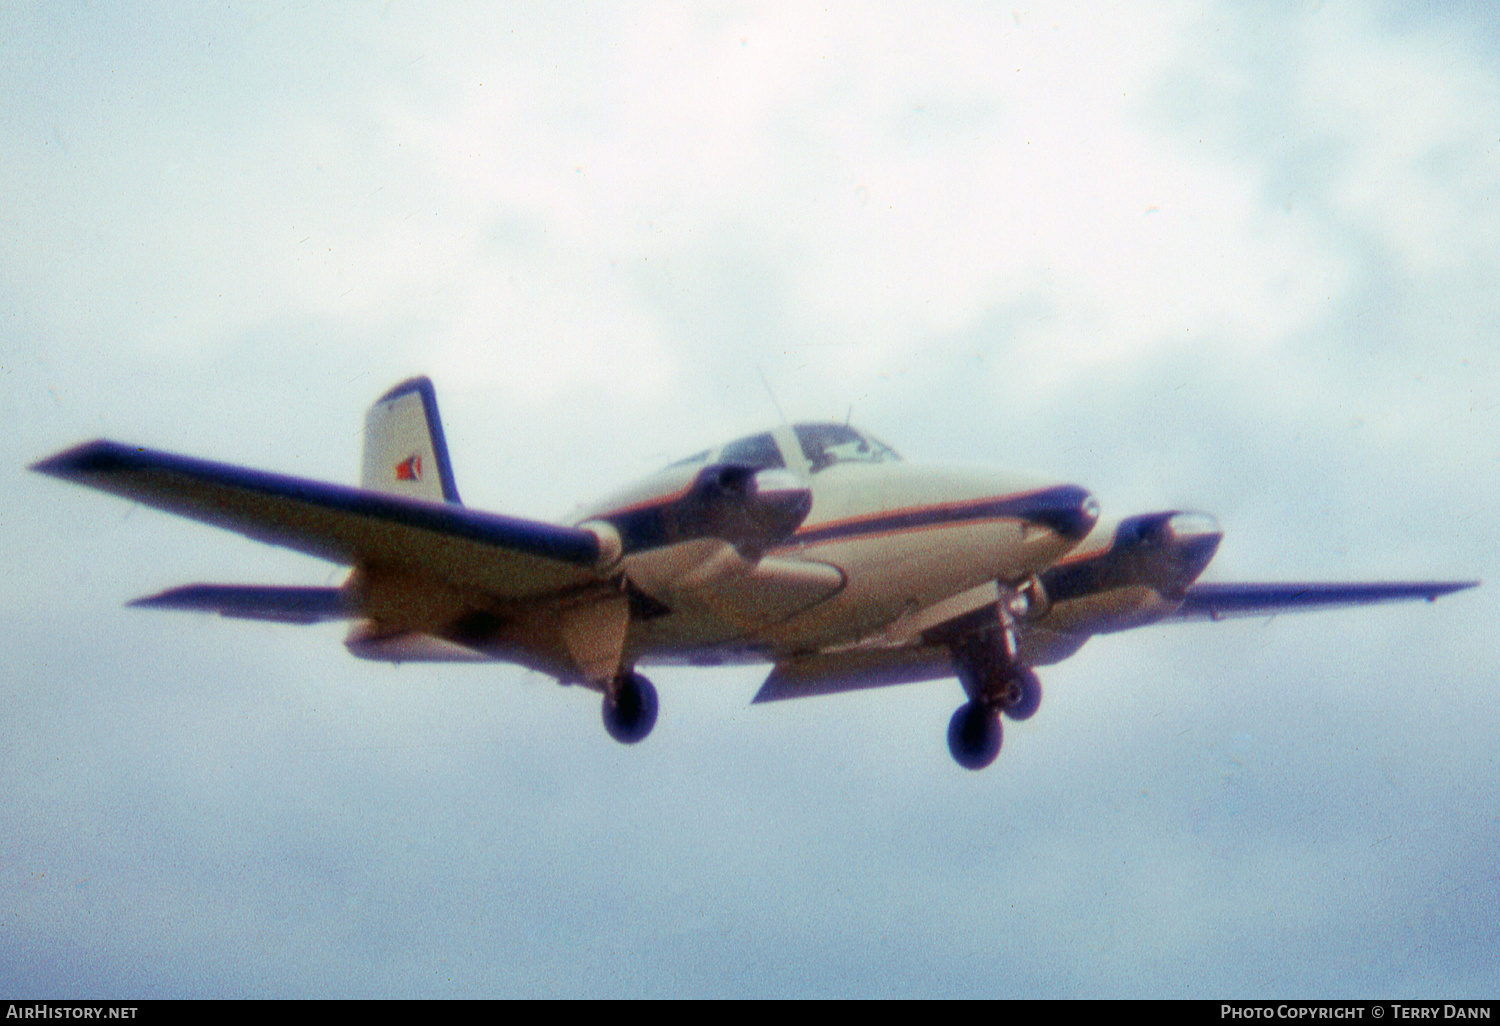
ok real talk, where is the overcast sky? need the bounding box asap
[2,0,1496,999]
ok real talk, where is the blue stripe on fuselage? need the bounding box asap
[791,485,1096,547]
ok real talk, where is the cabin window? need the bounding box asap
[794,424,900,472]
[719,432,785,470]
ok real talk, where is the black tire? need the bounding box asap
[947,701,1002,770]
[602,671,659,744]
[1000,668,1042,722]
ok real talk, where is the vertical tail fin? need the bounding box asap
[360,376,462,504]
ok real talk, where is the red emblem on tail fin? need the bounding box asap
[395,455,422,481]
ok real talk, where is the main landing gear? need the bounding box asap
[946,668,1043,770]
[602,669,659,744]
[947,630,1043,771]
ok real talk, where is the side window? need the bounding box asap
[719,432,785,470]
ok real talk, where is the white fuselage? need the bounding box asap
[574,426,1096,665]
[756,462,1083,648]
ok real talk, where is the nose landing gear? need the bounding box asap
[946,612,1044,769]
[947,700,1003,770]
[945,668,1043,770]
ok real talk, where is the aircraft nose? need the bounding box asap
[1017,484,1100,541]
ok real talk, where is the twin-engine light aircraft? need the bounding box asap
[33,377,1476,769]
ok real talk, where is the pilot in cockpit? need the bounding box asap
[793,423,900,473]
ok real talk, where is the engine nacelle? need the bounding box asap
[1032,510,1224,635]
[1113,510,1223,591]
[605,463,813,557]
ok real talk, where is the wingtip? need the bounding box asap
[126,588,173,609]
[30,439,134,477]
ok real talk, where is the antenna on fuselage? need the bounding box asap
[755,364,787,424]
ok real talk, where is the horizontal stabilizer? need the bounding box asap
[1171,580,1478,621]
[32,440,603,600]
[131,584,351,624]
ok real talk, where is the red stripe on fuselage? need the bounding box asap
[786,488,1058,550]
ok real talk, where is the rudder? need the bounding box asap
[361,376,462,504]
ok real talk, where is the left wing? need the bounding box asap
[1168,580,1479,621]
[31,440,608,600]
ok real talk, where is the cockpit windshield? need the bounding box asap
[663,424,900,474]
[794,423,900,472]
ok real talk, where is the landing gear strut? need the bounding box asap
[946,617,1044,770]
[602,670,658,744]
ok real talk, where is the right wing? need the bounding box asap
[750,578,1480,704]
[129,584,352,624]
[31,440,607,600]
[1168,580,1479,621]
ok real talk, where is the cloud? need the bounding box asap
[2,0,1496,999]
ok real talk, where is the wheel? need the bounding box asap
[947,701,1002,770]
[999,667,1042,722]
[602,671,658,744]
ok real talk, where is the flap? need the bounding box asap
[753,644,953,703]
